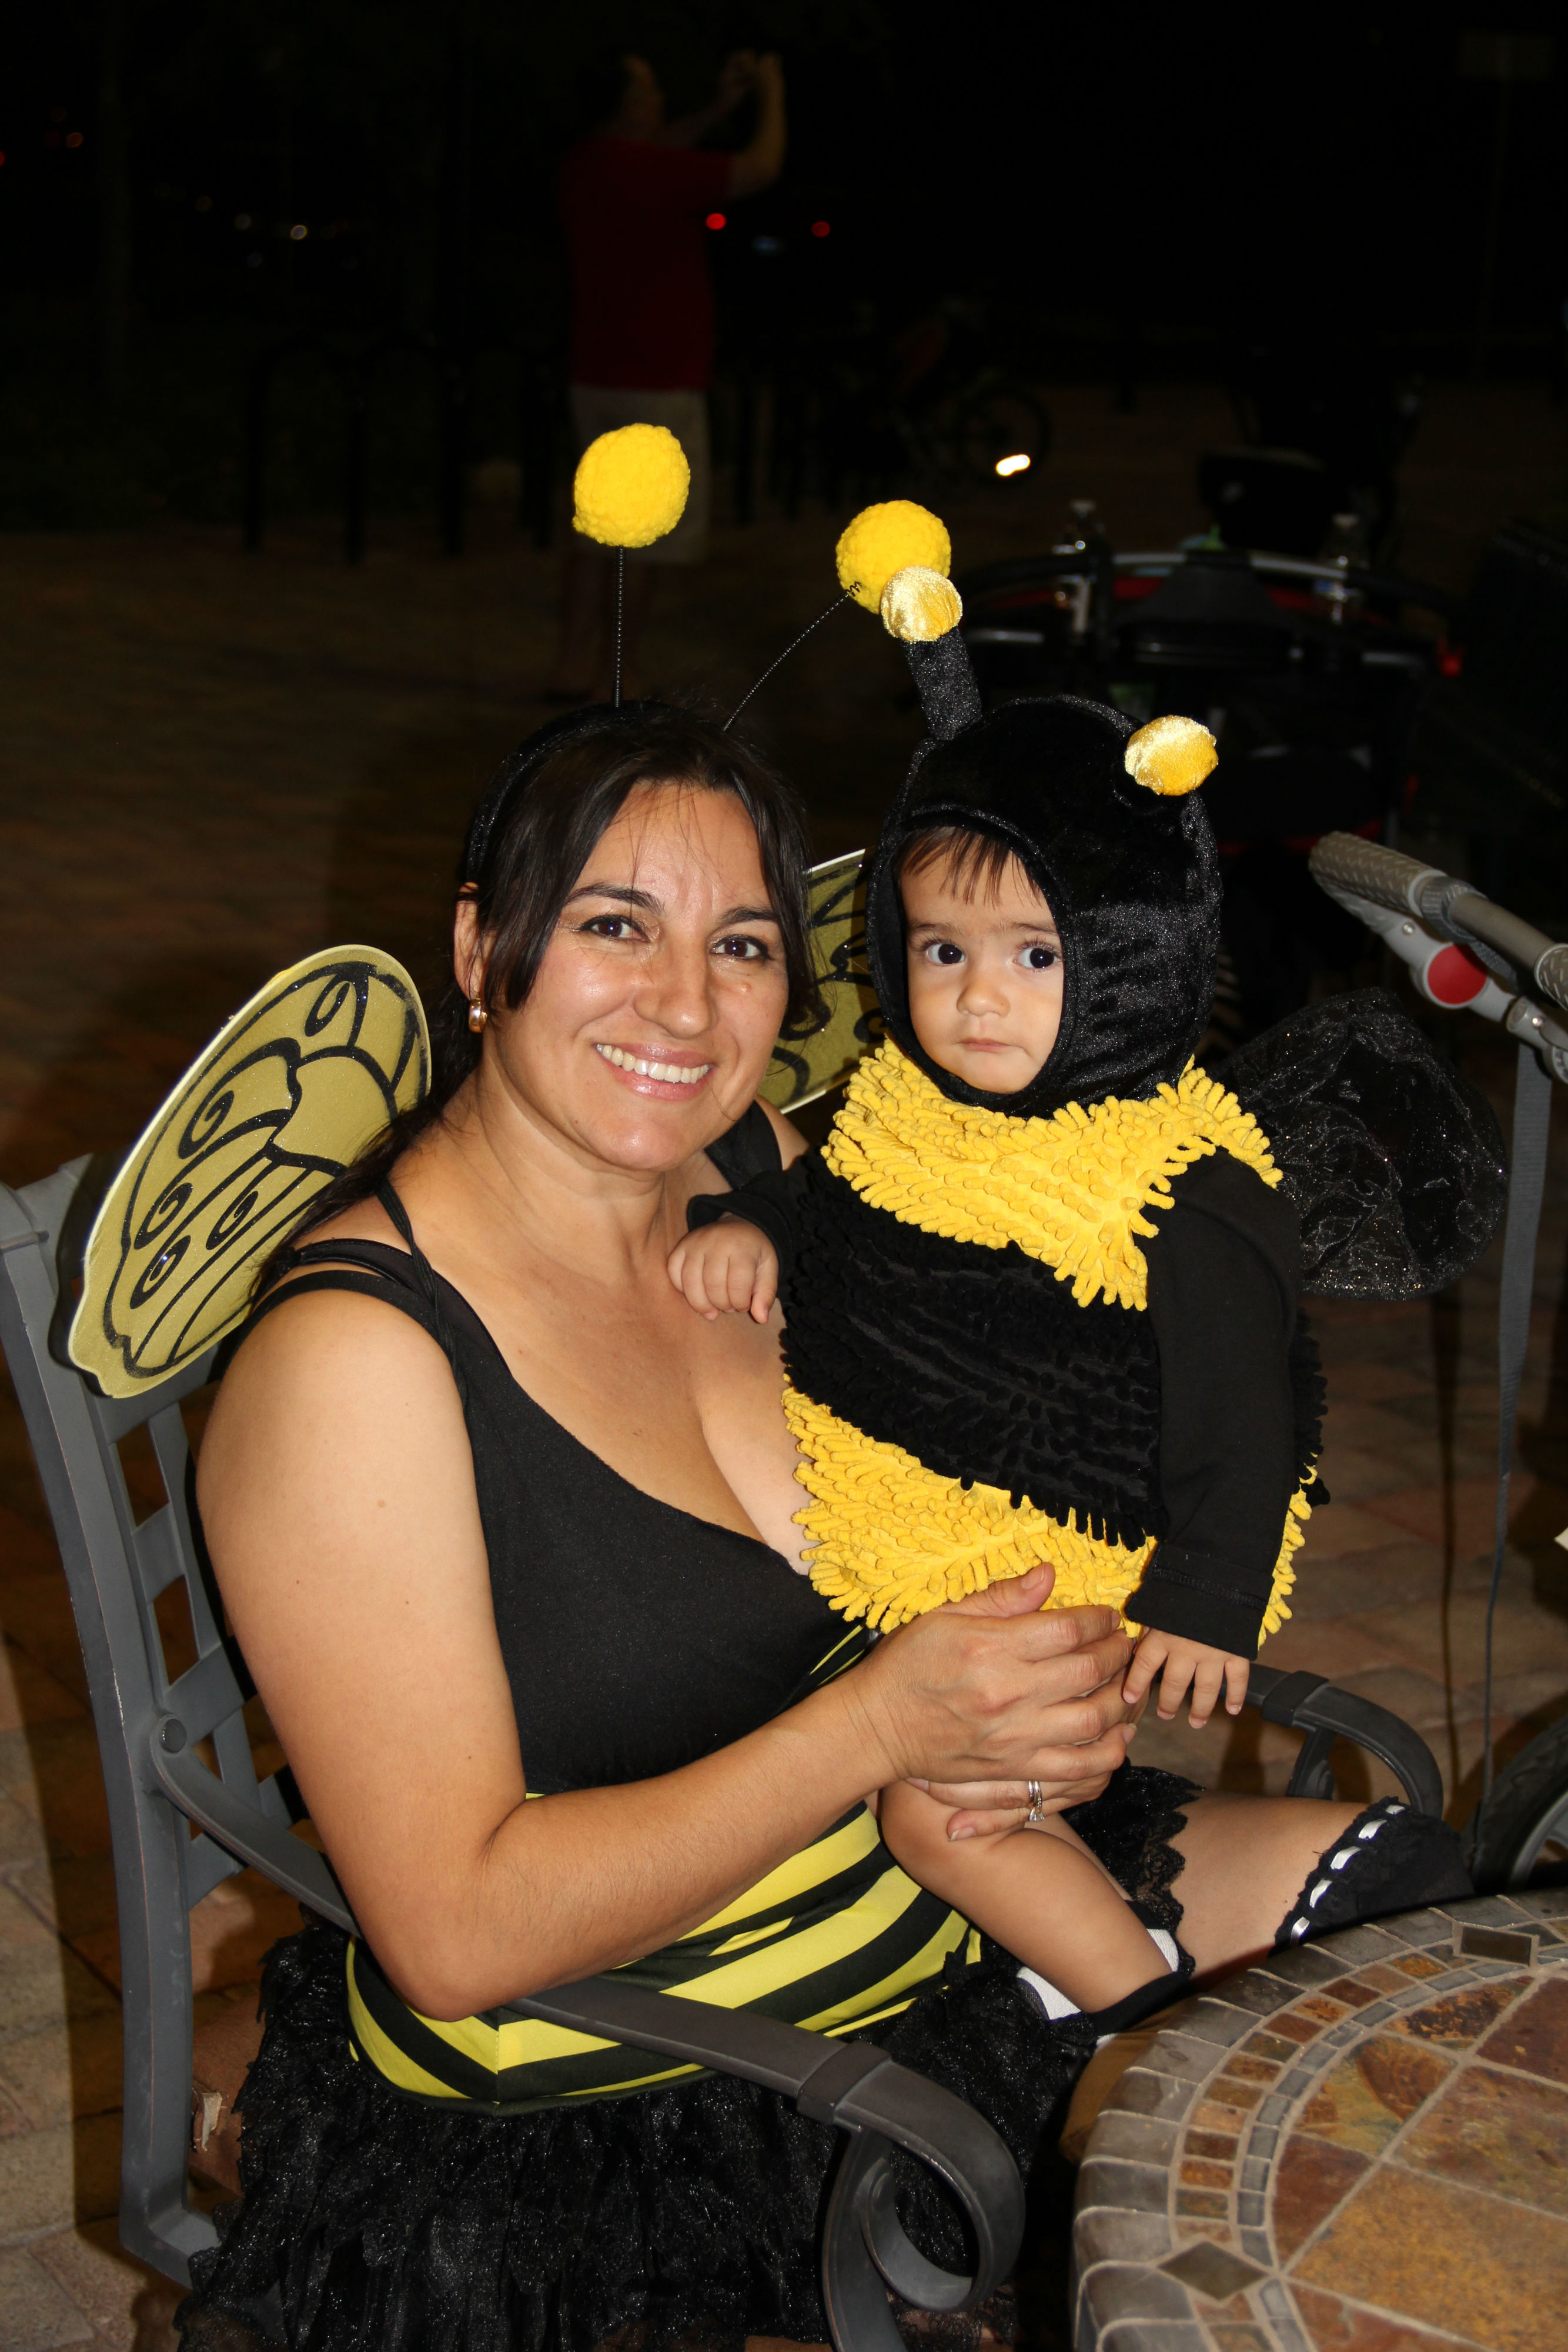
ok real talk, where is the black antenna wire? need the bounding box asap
[724,592,855,730]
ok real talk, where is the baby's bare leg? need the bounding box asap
[880,1780,1172,2013]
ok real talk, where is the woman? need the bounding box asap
[181,704,1465,2351]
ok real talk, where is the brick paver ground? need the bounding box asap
[1,380,1564,2344]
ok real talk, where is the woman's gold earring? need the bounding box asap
[467,1001,487,1033]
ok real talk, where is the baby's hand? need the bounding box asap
[1122,1631,1249,1729]
[667,1220,780,1324]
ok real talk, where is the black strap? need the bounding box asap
[247,1187,464,1392]
[373,1180,461,1368]
[704,1102,784,1190]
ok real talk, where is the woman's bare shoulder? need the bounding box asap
[199,1281,469,1565]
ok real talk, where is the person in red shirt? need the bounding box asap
[547,49,787,700]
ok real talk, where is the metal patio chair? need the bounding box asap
[0,1150,1444,2348]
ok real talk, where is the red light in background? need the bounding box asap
[706,212,726,230]
[65,131,83,148]
[810,220,830,238]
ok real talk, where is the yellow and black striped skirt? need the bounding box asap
[347,1801,979,2113]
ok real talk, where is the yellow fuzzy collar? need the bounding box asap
[822,1040,1279,1310]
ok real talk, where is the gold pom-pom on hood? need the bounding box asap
[879,565,963,643]
[835,501,951,613]
[1124,714,1218,797]
[573,423,690,549]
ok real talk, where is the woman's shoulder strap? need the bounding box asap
[242,1241,445,1347]
[704,1101,784,1189]
[237,1217,462,1389]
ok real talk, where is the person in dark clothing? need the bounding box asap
[546,49,786,701]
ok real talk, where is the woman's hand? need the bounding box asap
[844,1564,1136,1802]
[894,1571,1145,1838]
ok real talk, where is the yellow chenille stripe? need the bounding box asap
[785,1383,1310,1636]
[823,1040,1278,1309]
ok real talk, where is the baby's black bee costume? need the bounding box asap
[696,535,1505,1691]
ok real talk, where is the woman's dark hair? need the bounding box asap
[258,705,820,1290]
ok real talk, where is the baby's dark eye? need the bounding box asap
[923,941,965,966]
[1024,946,1058,971]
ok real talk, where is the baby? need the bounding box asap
[668,690,1322,2034]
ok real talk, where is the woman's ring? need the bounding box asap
[1026,1780,1044,1825]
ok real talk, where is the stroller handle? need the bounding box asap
[1309,833,1568,1016]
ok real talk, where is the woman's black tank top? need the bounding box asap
[243,1107,862,1794]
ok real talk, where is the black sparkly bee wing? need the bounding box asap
[1217,988,1506,1299]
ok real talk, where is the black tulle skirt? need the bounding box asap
[176,1767,1199,2352]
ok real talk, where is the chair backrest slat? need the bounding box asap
[0,1162,313,2287]
[133,1507,187,1605]
[164,1646,249,1746]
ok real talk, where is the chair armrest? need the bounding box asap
[149,1718,357,1933]
[1246,1665,1444,1817]
[514,1975,1024,2338]
[153,1720,1024,2343]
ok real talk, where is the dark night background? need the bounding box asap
[5,18,1568,2340]
[4,2,1564,529]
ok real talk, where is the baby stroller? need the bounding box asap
[1310,830,1568,1887]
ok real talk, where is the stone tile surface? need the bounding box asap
[28,2222,183,2350]
[1398,2062,1568,2216]
[1294,2169,1568,2352]
[1286,2279,1483,2350]
[1477,1976,1568,2085]
[0,2247,93,2348]
[1076,1899,1568,2352]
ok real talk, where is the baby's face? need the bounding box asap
[902,853,1063,1093]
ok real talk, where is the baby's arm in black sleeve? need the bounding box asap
[1135,1153,1303,1660]
[686,1158,810,1285]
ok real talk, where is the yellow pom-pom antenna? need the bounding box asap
[573,423,690,549]
[836,501,951,613]
[879,565,962,644]
[1124,714,1218,797]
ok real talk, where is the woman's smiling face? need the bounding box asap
[459,781,791,1173]
[901,844,1064,1094]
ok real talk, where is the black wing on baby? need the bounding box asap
[1216,987,1506,1301]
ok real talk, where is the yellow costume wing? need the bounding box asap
[760,851,880,1112]
[69,947,429,1398]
